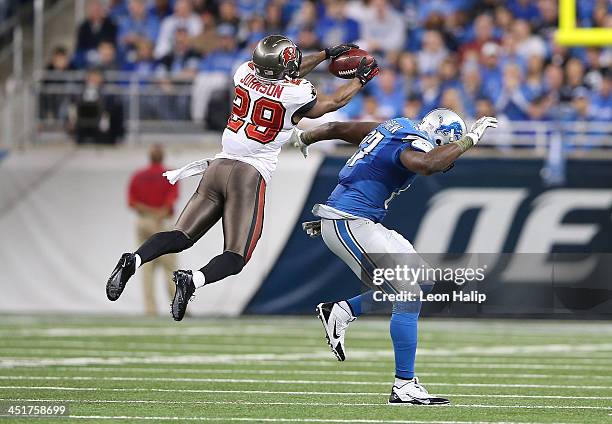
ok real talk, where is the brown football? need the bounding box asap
[328,48,374,79]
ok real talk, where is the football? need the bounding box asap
[328,48,375,79]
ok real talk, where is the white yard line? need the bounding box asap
[64,416,576,424]
[44,366,612,381]
[1,376,611,390]
[3,348,612,369]
[3,397,612,406]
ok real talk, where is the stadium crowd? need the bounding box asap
[43,0,611,130]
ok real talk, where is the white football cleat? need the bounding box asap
[316,301,355,361]
[388,377,450,405]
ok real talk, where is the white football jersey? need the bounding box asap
[217,61,317,182]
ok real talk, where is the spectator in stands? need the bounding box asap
[370,69,404,119]
[155,28,199,120]
[109,0,129,20]
[460,14,497,61]
[217,0,240,34]
[46,46,74,73]
[419,70,441,112]
[75,0,118,68]
[439,56,461,91]
[475,96,496,119]
[149,0,172,21]
[264,2,283,33]
[440,87,467,118]
[70,68,124,144]
[561,58,587,102]
[592,70,611,122]
[479,42,503,101]
[118,0,160,67]
[191,24,239,125]
[96,41,120,72]
[569,87,593,121]
[495,62,530,120]
[397,52,418,95]
[155,0,203,59]
[403,94,423,120]
[417,30,448,75]
[512,19,547,60]
[296,26,324,53]
[508,0,540,21]
[316,0,360,47]
[534,0,558,44]
[156,28,200,80]
[123,39,156,77]
[128,144,179,316]
[41,47,75,120]
[359,95,384,121]
[286,1,317,37]
[359,0,406,53]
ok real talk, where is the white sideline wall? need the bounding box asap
[0,147,322,315]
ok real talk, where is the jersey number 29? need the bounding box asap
[347,130,385,166]
[226,86,286,144]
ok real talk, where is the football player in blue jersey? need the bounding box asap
[290,109,497,405]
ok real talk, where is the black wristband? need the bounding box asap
[324,48,330,59]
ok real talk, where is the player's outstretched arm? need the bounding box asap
[400,116,498,175]
[303,121,380,146]
[299,44,358,77]
[299,58,379,120]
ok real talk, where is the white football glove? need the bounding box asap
[290,127,309,158]
[466,116,498,145]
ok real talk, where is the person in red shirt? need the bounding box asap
[128,144,179,315]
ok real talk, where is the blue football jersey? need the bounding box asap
[326,117,434,223]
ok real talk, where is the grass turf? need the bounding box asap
[0,315,611,423]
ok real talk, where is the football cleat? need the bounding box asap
[316,301,355,361]
[106,253,137,301]
[388,377,450,405]
[171,270,196,321]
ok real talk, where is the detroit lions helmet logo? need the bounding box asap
[435,121,463,141]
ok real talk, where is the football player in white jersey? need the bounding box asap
[106,35,379,320]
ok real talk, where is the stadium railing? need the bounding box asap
[2,70,612,152]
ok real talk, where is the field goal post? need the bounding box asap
[555,0,612,46]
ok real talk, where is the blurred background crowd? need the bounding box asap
[31,0,612,141]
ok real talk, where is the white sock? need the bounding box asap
[134,254,142,268]
[192,270,206,289]
[394,377,414,388]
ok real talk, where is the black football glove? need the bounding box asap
[325,43,359,59]
[355,57,379,86]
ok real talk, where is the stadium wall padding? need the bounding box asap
[0,147,322,315]
[245,156,612,316]
[1,149,611,316]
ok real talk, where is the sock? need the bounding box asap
[394,376,414,388]
[134,254,142,269]
[346,290,387,317]
[346,293,363,317]
[192,270,206,289]
[200,251,245,285]
[390,299,422,380]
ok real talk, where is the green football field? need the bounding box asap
[0,315,611,423]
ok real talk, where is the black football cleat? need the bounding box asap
[106,253,137,301]
[171,270,196,321]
